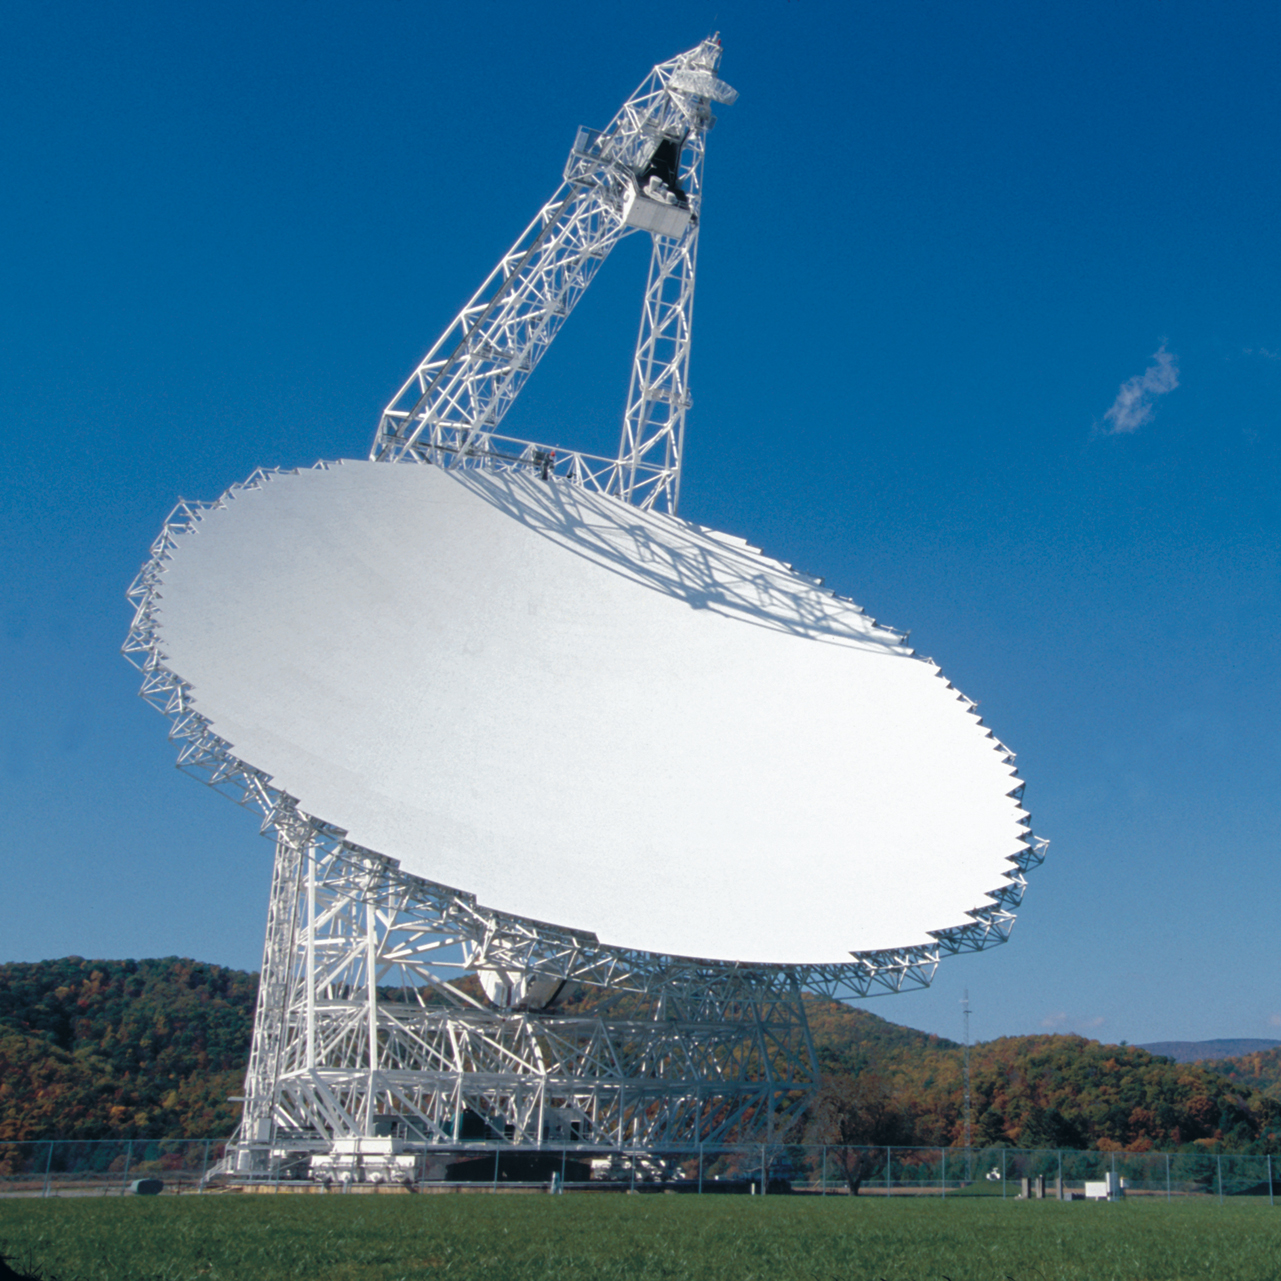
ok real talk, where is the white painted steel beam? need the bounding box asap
[370,36,730,514]
[125,38,1049,1182]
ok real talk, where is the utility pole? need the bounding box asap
[961,989,972,1183]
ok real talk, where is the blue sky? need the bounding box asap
[2,0,1278,1047]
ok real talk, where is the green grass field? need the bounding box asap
[1,1195,1278,1281]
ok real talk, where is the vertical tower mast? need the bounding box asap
[616,164,702,510]
[962,988,972,1180]
[370,37,735,514]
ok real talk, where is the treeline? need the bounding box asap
[3,957,1280,1153]
[1198,1047,1281,1105]
[0,957,255,1142]
[804,995,1281,1154]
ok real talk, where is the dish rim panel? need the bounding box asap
[124,460,1048,993]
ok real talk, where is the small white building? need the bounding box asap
[1083,1172,1127,1200]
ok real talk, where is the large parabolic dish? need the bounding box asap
[151,459,1033,966]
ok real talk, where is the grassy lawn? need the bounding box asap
[1,1194,1278,1281]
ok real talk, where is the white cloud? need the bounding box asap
[1100,344,1180,434]
[1041,1012,1067,1029]
[1269,1013,1281,1028]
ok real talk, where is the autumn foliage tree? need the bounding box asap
[800,995,1281,1156]
[803,1072,908,1192]
[0,957,255,1142]
[4,960,1280,1153]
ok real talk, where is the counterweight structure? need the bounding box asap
[125,37,1047,1183]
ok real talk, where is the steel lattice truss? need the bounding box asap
[370,36,733,513]
[126,38,1050,1179]
[125,468,1047,1174]
[125,468,1047,1003]
[232,827,819,1171]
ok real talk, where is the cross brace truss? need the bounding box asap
[125,469,1048,1177]
[369,36,735,514]
[233,827,820,1175]
[128,31,1052,1176]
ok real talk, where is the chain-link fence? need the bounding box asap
[0,1140,1275,1199]
[0,1141,223,1197]
[587,1145,1275,1201]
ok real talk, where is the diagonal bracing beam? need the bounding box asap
[370,36,736,515]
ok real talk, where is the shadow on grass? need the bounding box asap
[0,1254,47,1281]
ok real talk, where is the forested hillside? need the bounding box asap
[804,995,958,1071]
[1201,1047,1281,1104]
[0,958,255,1141]
[3,958,1279,1153]
[1139,1039,1281,1063]
[804,995,1281,1154]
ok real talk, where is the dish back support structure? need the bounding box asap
[124,37,1046,1183]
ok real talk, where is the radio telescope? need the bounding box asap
[125,36,1045,1181]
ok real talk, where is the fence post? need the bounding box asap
[1058,1149,1062,1200]
[1268,1154,1273,1209]
[200,1139,211,1192]
[886,1147,891,1198]
[761,1143,767,1197]
[1166,1152,1171,1201]
[121,1140,133,1196]
[941,1147,946,1199]
[1217,1154,1223,1205]
[698,1142,703,1196]
[492,1147,499,1191]
[560,1145,566,1192]
[821,1145,827,1197]
[41,1142,54,1199]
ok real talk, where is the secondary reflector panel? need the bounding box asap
[154,461,1030,964]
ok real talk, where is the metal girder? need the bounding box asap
[124,467,1048,1014]
[616,217,699,510]
[126,471,1047,1179]
[223,835,819,1175]
[128,33,1051,1180]
[369,35,733,514]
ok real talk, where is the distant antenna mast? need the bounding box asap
[962,988,972,1166]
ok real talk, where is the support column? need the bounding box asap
[616,209,702,513]
[305,853,316,1070]
[235,822,307,1173]
[221,846,822,1178]
[365,894,379,1134]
